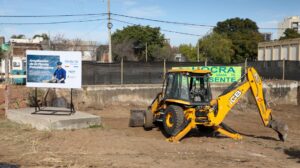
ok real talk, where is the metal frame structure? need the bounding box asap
[32,87,75,115]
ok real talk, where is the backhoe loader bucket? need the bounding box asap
[129,110,145,127]
[269,119,288,141]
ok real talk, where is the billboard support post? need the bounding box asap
[34,87,39,112]
[32,88,76,115]
[70,89,75,113]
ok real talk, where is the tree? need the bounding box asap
[11,34,25,39]
[280,28,300,40]
[198,32,234,64]
[33,33,49,40]
[151,43,173,61]
[51,34,69,50]
[178,44,197,61]
[112,25,166,61]
[112,38,137,61]
[213,18,263,62]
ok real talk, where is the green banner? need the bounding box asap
[172,66,242,83]
[1,44,10,51]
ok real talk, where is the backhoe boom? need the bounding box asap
[213,67,271,126]
[211,67,287,141]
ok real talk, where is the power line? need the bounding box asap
[0,12,289,30]
[112,19,203,37]
[0,18,107,25]
[111,13,215,28]
[160,29,203,37]
[111,13,288,30]
[0,13,106,18]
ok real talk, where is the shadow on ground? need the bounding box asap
[284,147,300,163]
[240,133,280,141]
[0,163,20,168]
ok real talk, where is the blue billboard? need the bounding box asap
[27,55,60,83]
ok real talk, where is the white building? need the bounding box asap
[0,37,43,73]
[278,16,300,38]
[10,37,44,44]
[1,57,25,73]
[174,53,187,62]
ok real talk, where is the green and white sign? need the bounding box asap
[172,66,242,83]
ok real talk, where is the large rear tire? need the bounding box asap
[143,109,154,130]
[163,105,184,136]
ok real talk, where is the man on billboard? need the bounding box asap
[51,61,66,83]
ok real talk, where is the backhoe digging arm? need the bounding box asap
[212,67,288,141]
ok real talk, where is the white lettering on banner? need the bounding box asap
[230,90,242,104]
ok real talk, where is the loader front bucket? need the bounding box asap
[269,119,288,141]
[129,110,145,127]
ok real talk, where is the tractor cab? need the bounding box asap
[163,69,212,106]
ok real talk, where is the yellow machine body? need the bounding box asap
[134,67,287,143]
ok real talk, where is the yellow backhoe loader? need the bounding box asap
[129,67,288,142]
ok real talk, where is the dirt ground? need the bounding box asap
[0,86,299,168]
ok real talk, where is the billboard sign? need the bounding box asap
[26,50,82,88]
[172,66,242,83]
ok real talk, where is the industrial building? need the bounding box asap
[258,38,300,61]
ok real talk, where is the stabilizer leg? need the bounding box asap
[214,126,243,140]
[167,121,193,143]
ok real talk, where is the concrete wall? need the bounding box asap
[263,80,299,105]
[43,80,299,111]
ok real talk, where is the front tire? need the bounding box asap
[163,105,185,136]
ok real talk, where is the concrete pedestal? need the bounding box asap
[7,107,101,131]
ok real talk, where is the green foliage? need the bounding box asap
[198,33,234,64]
[11,34,25,39]
[33,33,49,40]
[0,48,3,59]
[280,28,300,40]
[112,25,165,61]
[213,17,263,62]
[89,124,103,129]
[151,43,173,61]
[178,44,198,61]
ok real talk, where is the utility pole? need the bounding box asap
[4,43,12,115]
[48,31,51,50]
[120,57,123,85]
[4,51,9,114]
[197,41,200,62]
[145,42,148,62]
[282,58,285,80]
[107,0,112,63]
[244,58,248,71]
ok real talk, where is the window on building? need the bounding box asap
[13,62,20,67]
[291,22,299,30]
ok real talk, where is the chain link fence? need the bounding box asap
[82,60,300,85]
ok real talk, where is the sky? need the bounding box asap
[0,0,299,46]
